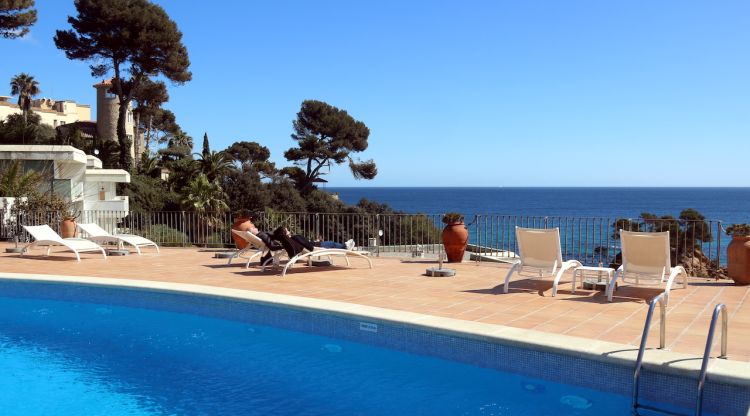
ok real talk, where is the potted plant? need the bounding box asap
[441,212,468,263]
[231,209,255,249]
[60,205,79,239]
[726,224,750,285]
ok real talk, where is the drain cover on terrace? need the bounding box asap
[425,267,456,277]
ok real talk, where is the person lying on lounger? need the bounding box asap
[271,227,355,258]
[247,223,283,264]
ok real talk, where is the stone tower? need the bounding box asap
[93,79,135,160]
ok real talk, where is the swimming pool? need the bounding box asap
[0,277,747,415]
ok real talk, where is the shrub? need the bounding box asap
[141,224,190,247]
[442,212,464,224]
[726,224,750,237]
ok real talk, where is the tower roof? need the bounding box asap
[93,79,113,88]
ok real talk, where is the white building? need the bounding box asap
[0,95,91,128]
[0,145,130,214]
[1,79,140,159]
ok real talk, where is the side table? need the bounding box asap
[572,266,615,293]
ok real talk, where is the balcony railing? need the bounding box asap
[0,210,726,277]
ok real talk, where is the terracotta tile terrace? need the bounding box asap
[1,245,748,362]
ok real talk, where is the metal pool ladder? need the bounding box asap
[631,295,729,416]
[632,293,668,415]
[695,304,728,416]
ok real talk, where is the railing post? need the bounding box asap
[315,213,320,241]
[375,214,380,257]
[717,221,722,268]
[475,214,481,264]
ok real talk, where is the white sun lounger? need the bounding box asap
[280,246,373,277]
[606,230,687,302]
[230,229,285,268]
[77,223,160,255]
[503,227,582,296]
[21,224,107,261]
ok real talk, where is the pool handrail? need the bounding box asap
[695,303,728,416]
[632,292,667,415]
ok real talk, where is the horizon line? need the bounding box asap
[323,186,750,189]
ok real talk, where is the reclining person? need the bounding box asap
[271,227,355,258]
[247,223,283,264]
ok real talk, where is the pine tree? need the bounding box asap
[0,0,37,39]
[54,0,191,172]
[282,100,377,192]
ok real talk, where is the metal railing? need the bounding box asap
[696,304,728,416]
[0,210,235,248]
[255,212,444,256]
[632,293,668,415]
[0,210,727,274]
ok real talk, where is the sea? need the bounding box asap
[327,187,750,225]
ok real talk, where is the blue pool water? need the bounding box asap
[0,294,636,415]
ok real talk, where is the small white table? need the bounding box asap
[572,266,615,293]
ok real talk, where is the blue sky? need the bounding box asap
[2,1,748,186]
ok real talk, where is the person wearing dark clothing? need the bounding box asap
[291,235,315,252]
[247,224,282,265]
[256,230,282,250]
[272,227,355,258]
[272,227,307,258]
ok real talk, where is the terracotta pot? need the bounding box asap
[727,235,750,285]
[60,218,77,238]
[231,217,254,249]
[442,222,469,263]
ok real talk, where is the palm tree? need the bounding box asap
[0,160,42,197]
[181,174,228,214]
[180,174,228,246]
[194,150,235,182]
[9,73,40,125]
[138,154,161,178]
[0,160,43,248]
[171,129,193,148]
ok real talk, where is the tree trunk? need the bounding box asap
[144,114,153,153]
[117,99,133,172]
[21,99,28,144]
[133,111,141,167]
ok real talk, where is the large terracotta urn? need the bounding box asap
[60,218,77,238]
[727,236,750,285]
[442,222,469,263]
[231,217,254,249]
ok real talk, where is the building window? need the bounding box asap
[60,121,66,125]
[53,120,58,127]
